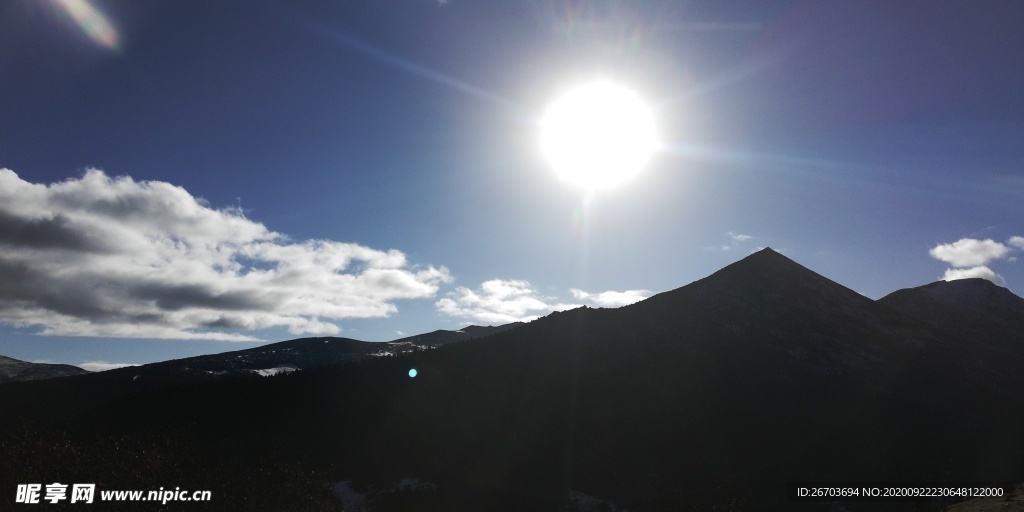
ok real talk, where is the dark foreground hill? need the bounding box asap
[0,324,516,431]
[1,249,1021,511]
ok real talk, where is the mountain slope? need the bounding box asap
[0,323,526,431]
[879,277,1024,400]
[142,322,517,378]
[879,278,1024,337]
[45,323,522,388]
[390,323,522,345]
[632,247,945,374]
[0,355,89,383]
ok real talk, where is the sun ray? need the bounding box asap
[274,4,516,109]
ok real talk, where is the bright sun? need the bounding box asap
[540,81,658,191]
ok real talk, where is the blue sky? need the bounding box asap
[1,0,1022,369]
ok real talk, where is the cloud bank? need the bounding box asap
[941,266,1006,287]
[78,361,139,372]
[436,279,652,324]
[570,288,651,307]
[929,238,1011,267]
[929,236,1022,286]
[708,231,757,252]
[436,279,578,324]
[0,169,450,340]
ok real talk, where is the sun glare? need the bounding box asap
[54,0,120,50]
[540,81,658,191]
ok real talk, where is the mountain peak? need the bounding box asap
[929,277,1007,294]
[639,246,876,329]
[882,278,1022,306]
[713,246,834,284]
[744,246,783,260]
[879,278,1024,332]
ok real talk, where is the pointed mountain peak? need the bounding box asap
[715,246,819,279]
[639,246,871,316]
[736,246,804,267]
[739,246,793,263]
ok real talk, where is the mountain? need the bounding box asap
[141,323,517,379]
[1,248,1021,511]
[20,323,520,388]
[879,277,1024,337]
[631,247,947,379]
[0,355,89,383]
[391,323,523,345]
[0,323,522,431]
[879,278,1024,400]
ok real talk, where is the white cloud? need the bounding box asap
[569,288,651,307]
[929,238,1011,267]
[79,361,139,372]
[0,169,451,340]
[941,266,1006,286]
[436,279,578,324]
[706,232,756,252]
[1008,236,1024,250]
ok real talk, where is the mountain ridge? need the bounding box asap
[0,355,89,383]
[879,277,1024,401]
[1,248,1021,510]
[10,323,521,389]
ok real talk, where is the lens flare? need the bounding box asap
[53,0,119,50]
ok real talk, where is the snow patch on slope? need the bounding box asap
[248,366,299,377]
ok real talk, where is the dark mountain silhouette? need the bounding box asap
[127,323,515,380]
[141,323,516,381]
[0,324,520,431]
[391,322,522,345]
[0,354,89,383]
[172,324,514,377]
[879,278,1024,338]
[1,248,1021,511]
[879,278,1024,401]
[3,323,517,388]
